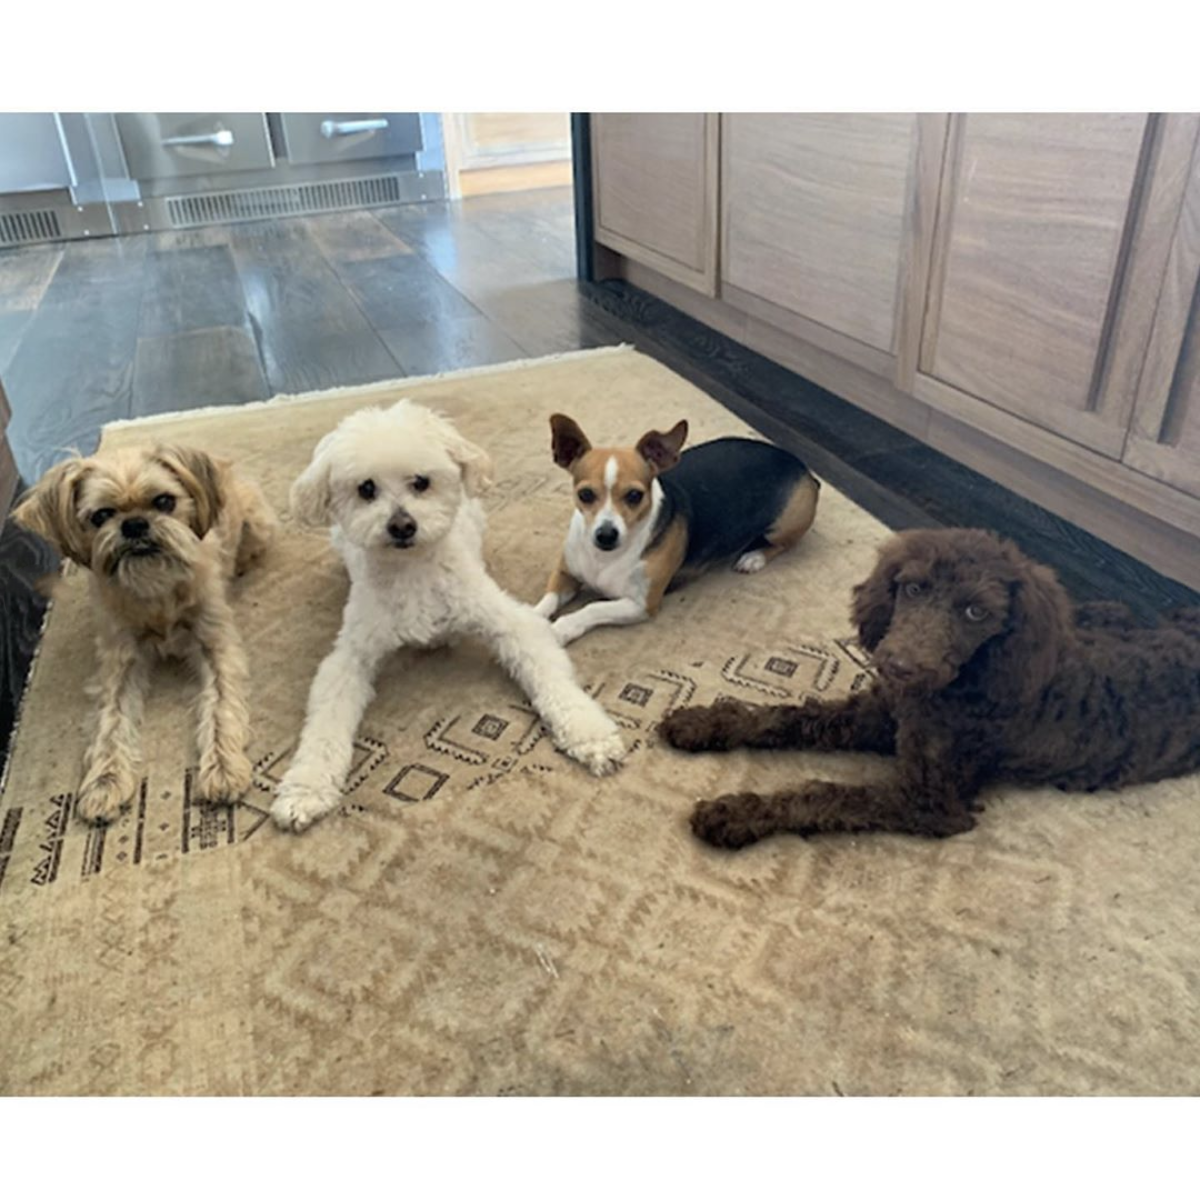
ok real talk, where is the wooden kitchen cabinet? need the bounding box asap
[721,113,938,377]
[592,113,718,295]
[1124,122,1200,500]
[916,114,1153,458]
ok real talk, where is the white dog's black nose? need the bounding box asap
[594,523,620,551]
[121,517,150,540]
[387,514,417,545]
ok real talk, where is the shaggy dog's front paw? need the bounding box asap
[76,775,135,824]
[659,699,754,753]
[691,794,770,850]
[271,777,340,833]
[193,754,252,806]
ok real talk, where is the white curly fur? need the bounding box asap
[271,399,626,833]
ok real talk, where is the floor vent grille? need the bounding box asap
[0,208,62,247]
[166,175,405,228]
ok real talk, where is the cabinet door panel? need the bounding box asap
[921,114,1150,455]
[1125,130,1200,501]
[593,113,718,294]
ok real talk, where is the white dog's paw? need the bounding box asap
[734,550,766,574]
[271,777,341,834]
[563,728,627,776]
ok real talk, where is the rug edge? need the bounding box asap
[99,344,636,438]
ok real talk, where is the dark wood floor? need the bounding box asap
[1,186,1196,775]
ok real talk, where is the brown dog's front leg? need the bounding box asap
[660,689,895,754]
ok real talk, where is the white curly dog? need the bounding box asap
[271,399,626,833]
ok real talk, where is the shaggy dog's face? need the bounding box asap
[852,529,1041,695]
[13,445,224,596]
[290,400,493,553]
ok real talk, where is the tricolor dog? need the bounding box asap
[534,414,820,644]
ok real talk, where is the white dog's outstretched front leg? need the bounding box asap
[550,596,648,645]
[77,632,151,824]
[473,584,626,776]
[271,629,392,833]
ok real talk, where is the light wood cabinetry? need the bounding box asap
[589,112,1200,590]
[721,113,923,371]
[918,114,1151,457]
[592,113,718,295]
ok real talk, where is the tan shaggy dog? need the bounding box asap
[13,445,277,824]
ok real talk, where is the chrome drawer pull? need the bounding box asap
[320,118,388,139]
[162,130,235,149]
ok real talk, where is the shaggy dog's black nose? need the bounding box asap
[594,524,619,551]
[387,516,417,545]
[121,517,150,540]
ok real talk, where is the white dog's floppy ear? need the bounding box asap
[154,445,225,537]
[11,456,94,565]
[434,416,494,497]
[289,429,338,526]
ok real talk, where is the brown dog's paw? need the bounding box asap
[690,795,769,850]
[659,699,752,753]
[192,755,252,806]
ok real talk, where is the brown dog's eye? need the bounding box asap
[625,489,644,506]
[903,581,925,598]
[90,508,115,528]
[964,603,989,623]
[412,475,430,494]
[358,480,376,501]
[578,488,597,505]
[152,494,176,513]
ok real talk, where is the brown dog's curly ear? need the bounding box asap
[851,534,911,651]
[636,420,688,474]
[550,414,591,469]
[11,457,94,566]
[982,554,1074,707]
[154,445,225,538]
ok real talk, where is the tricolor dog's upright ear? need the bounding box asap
[549,414,591,469]
[11,456,94,565]
[636,420,688,474]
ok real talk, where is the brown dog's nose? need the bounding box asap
[880,655,915,682]
[121,517,150,540]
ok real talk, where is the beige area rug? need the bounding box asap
[2,346,1198,1096]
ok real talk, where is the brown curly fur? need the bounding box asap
[659,528,1200,848]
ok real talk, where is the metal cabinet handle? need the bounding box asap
[320,118,388,139]
[162,129,235,149]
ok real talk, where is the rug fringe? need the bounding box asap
[99,344,636,434]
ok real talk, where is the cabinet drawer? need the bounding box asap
[116,113,274,180]
[277,113,422,166]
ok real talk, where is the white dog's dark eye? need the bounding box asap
[152,494,175,513]
[358,480,376,501]
[578,487,597,505]
[903,581,925,598]
[964,603,989,623]
[412,475,430,493]
[90,508,115,528]
[625,489,644,506]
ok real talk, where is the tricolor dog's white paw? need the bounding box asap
[271,775,341,833]
[551,614,586,645]
[734,550,766,574]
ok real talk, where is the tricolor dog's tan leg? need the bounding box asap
[735,473,820,574]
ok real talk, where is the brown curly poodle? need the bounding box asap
[659,528,1200,848]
